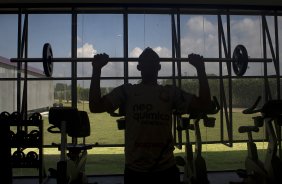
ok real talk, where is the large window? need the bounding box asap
[1,8,281,175]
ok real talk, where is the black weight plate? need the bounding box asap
[12,150,25,161]
[26,151,38,161]
[29,112,42,121]
[232,44,249,76]
[43,43,53,77]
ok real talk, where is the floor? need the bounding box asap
[13,171,242,184]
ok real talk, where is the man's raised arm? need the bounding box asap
[89,53,109,113]
[188,54,212,112]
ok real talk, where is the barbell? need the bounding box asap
[10,43,272,77]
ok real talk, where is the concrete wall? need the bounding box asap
[0,61,54,113]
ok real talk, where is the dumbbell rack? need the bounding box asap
[9,116,45,184]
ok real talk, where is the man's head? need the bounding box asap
[137,47,161,70]
[137,47,161,84]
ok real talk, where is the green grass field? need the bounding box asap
[12,102,272,176]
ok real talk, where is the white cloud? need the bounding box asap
[187,16,216,34]
[181,16,218,58]
[129,47,143,57]
[153,46,171,57]
[77,43,97,58]
[56,16,281,83]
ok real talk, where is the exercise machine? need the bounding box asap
[47,106,93,184]
[233,96,282,184]
[175,97,220,184]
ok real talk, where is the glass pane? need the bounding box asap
[77,14,123,77]
[0,14,17,58]
[128,14,172,57]
[0,81,16,112]
[180,15,219,76]
[230,15,265,76]
[0,15,17,78]
[28,14,71,78]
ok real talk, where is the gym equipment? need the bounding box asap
[175,96,220,184]
[232,45,249,76]
[0,111,13,184]
[233,97,282,184]
[10,43,271,77]
[26,151,39,167]
[48,106,93,184]
[42,43,53,77]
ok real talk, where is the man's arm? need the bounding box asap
[89,53,112,113]
[188,54,213,112]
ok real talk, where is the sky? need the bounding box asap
[0,13,281,87]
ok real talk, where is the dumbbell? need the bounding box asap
[11,150,25,167]
[26,151,39,167]
[27,130,40,146]
[10,111,22,122]
[29,112,42,122]
[0,111,10,121]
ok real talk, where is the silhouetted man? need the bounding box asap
[89,48,212,184]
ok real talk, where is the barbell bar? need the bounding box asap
[10,43,272,77]
[10,57,271,62]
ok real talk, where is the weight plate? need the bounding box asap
[43,43,53,77]
[26,151,38,161]
[29,112,42,121]
[232,44,249,76]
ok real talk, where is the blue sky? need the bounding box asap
[0,14,281,86]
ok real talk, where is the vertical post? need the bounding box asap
[176,12,181,88]
[71,10,77,108]
[218,14,232,147]
[17,12,22,114]
[60,121,67,161]
[22,13,28,121]
[218,14,224,143]
[274,13,281,159]
[171,14,176,87]
[227,13,233,147]
[123,11,128,84]
[262,15,268,102]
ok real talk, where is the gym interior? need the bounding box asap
[0,0,282,183]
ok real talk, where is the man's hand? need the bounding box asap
[92,53,109,70]
[188,53,205,71]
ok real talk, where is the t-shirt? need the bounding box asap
[105,83,194,172]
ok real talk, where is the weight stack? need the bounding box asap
[0,113,12,184]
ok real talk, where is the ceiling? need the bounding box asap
[0,0,281,8]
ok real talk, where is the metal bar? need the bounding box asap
[10,57,273,63]
[275,13,281,159]
[171,15,176,87]
[123,12,128,84]
[262,15,273,101]
[21,13,28,121]
[227,13,233,147]
[262,16,279,74]
[219,14,232,147]
[16,12,22,114]
[41,138,277,148]
[71,11,77,108]
[3,75,281,81]
[177,13,182,88]
[218,15,224,144]
[274,14,281,100]
[218,16,229,60]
